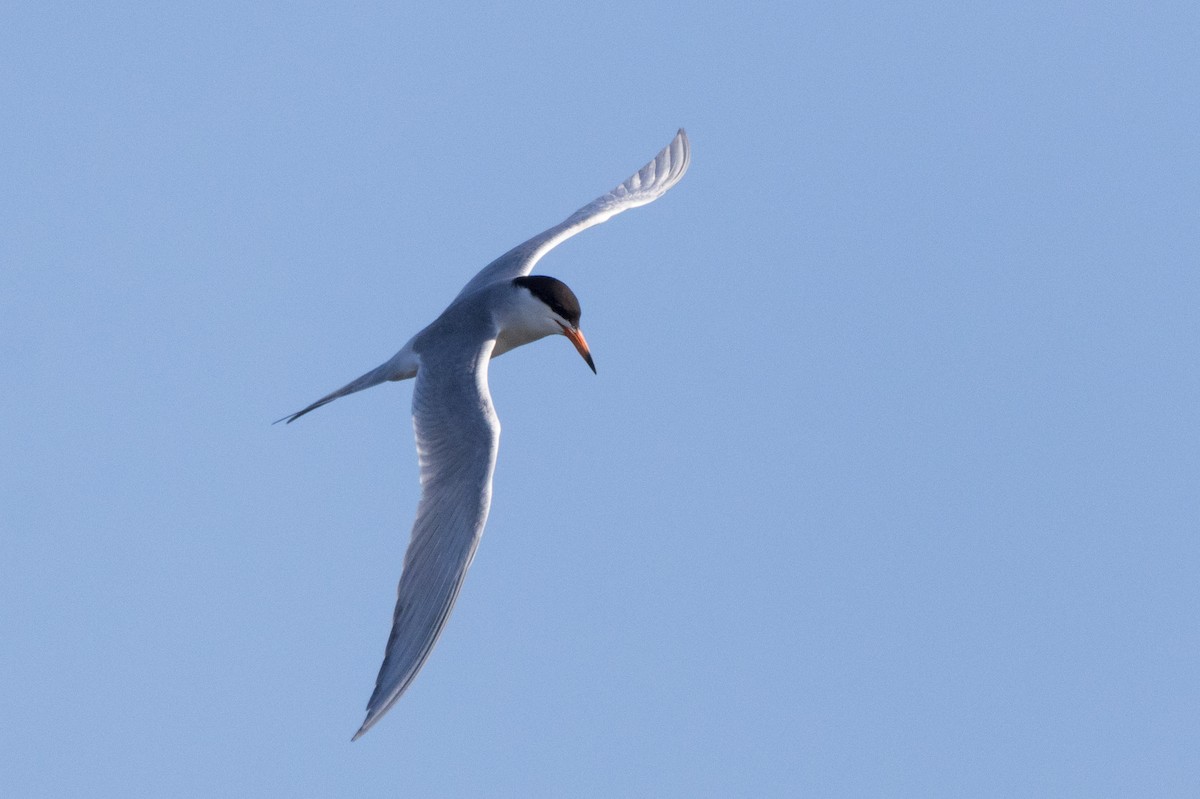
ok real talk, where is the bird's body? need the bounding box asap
[281,130,690,739]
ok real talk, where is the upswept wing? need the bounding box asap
[455,128,690,300]
[352,338,500,740]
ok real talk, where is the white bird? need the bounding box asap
[280,129,690,740]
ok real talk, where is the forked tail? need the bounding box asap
[275,347,419,424]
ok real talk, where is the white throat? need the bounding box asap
[490,285,564,359]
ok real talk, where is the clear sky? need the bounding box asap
[3,2,1198,797]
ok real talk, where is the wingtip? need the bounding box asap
[352,711,379,741]
[654,128,690,188]
[673,128,690,170]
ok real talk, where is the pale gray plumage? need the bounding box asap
[280,129,690,740]
[354,291,501,740]
[455,128,691,299]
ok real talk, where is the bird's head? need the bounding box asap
[511,275,596,373]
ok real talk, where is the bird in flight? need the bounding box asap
[280,129,690,739]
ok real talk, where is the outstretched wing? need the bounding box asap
[454,128,690,300]
[352,337,500,740]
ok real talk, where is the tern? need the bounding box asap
[280,129,690,739]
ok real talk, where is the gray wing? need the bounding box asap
[352,337,499,740]
[454,128,691,300]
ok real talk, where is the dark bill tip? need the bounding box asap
[561,324,596,374]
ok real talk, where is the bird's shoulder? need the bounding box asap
[412,282,509,359]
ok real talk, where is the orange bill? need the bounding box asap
[559,323,596,373]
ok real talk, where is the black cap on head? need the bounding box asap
[513,275,582,328]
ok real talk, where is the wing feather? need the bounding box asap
[352,338,499,740]
[455,129,690,299]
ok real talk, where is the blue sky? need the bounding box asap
[3,2,1198,796]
